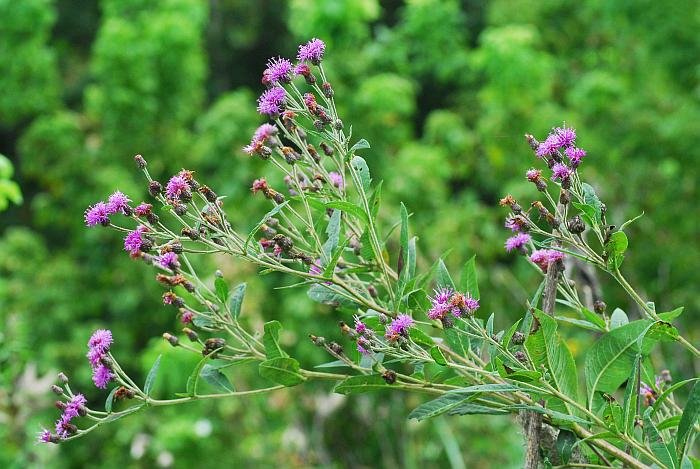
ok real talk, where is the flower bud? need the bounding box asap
[593,300,607,315]
[134,154,147,169]
[204,338,226,354]
[661,369,672,383]
[163,333,179,347]
[567,215,586,234]
[329,342,343,355]
[322,82,334,98]
[309,334,326,346]
[58,372,69,384]
[368,285,378,299]
[511,331,525,345]
[514,351,528,364]
[51,385,63,396]
[149,181,163,197]
[173,203,188,216]
[146,212,160,225]
[199,185,218,203]
[382,370,397,385]
[319,142,334,156]
[182,227,199,240]
[183,328,199,342]
[55,400,66,410]
[333,119,343,130]
[559,190,571,205]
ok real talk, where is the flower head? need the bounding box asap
[551,162,571,181]
[166,174,189,200]
[530,249,565,272]
[294,63,311,77]
[297,38,326,64]
[328,172,343,189]
[565,146,586,166]
[181,310,194,324]
[387,314,414,337]
[251,178,268,194]
[123,226,148,255]
[263,57,293,84]
[505,216,525,232]
[354,317,367,335]
[427,287,454,320]
[63,394,87,420]
[554,125,576,147]
[134,202,152,217]
[159,252,180,271]
[257,87,286,116]
[526,168,541,181]
[55,416,72,439]
[107,191,131,215]
[450,292,480,317]
[357,336,371,355]
[84,202,110,227]
[91,365,114,389]
[88,329,113,354]
[505,233,531,252]
[536,134,559,158]
[37,428,54,444]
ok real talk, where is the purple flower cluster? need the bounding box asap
[551,162,571,181]
[166,174,189,200]
[123,225,148,255]
[243,123,278,155]
[505,233,531,252]
[529,249,566,272]
[427,288,479,320]
[263,57,293,85]
[534,124,587,178]
[159,252,180,271]
[85,191,133,227]
[297,38,326,64]
[639,377,663,406]
[328,172,343,189]
[354,317,373,354]
[87,329,114,389]
[55,394,87,440]
[257,87,286,116]
[385,314,414,341]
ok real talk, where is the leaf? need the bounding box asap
[555,316,600,331]
[398,202,410,286]
[446,383,525,394]
[325,201,368,224]
[653,379,699,413]
[307,284,357,308]
[495,358,542,383]
[430,346,447,366]
[459,255,479,299]
[643,407,676,468]
[408,393,476,421]
[435,259,455,290]
[677,381,700,461]
[585,319,676,410]
[525,310,579,416]
[658,307,684,322]
[505,405,590,426]
[571,202,595,226]
[622,354,641,435]
[369,180,382,220]
[409,328,435,347]
[582,183,603,223]
[187,353,214,396]
[228,283,246,320]
[105,386,119,413]
[200,364,235,393]
[610,308,629,329]
[351,155,371,191]
[245,201,289,250]
[447,403,510,416]
[556,429,577,465]
[580,307,607,331]
[322,209,341,264]
[334,374,392,394]
[214,277,229,303]
[350,138,370,153]
[605,231,628,270]
[144,355,161,396]
[314,360,353,369]
[618,211,644,232]
[263,320,287,359]
[359,230,375,260]
[258,357,305,387]
[444,328,470,357]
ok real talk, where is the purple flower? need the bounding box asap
[257,87,286,116]
[505,233,531,252]
[354,318,367,335]
[88,329,113,354]
[297,38,326,64]
[55,416,72,439]
[166,175,189,200]
[63,394,87,420]
[505,217,522,232]
[294,63,311,77]
[536,134,559,158]
[526,168,541,181]
[386,314,414,339]
[87,348,103,367]
[554,125,576,147]
[84,202,110,227]
[328,172,344,189]
[92,365,114,389]
[530,249,566,272]
[181,310,194,324]
[551,163,571,181]
[357,336,371,355]
[38,428,54,443]
[134,202,152,217]
[462,294,480,313]
[159,252,180,271]
[251,178,268,194]
[123,226,148,255]
[107,191,131,215]
[565,147,586,166]
[309,262,323,276]
[263,57,293,84]
[427,288,454,320]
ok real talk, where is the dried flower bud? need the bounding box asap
[134,154,147,169]
[58,372,69,384]
[271,190,285,204]
[174,203,188,216]
[329,342,343,355]
[163,333,179,347]
[149,181,163,197]
[511,331,525,345]
[525,134,539,150]
[146,212,160,225]
[199,185,218,203]
[338,321,352,335]
[333,119,343,130]
[273,234,294,252]
[661,369,672,383]
[322,82,334,98]
[309,334,326,346]
[368,285,378,299]
[55,400,66,410]
[567,215,586,234]
[593,300,607,315]
[378,313,388,324]
[319,142,334,156]
[51,385,63,396]
[514,351,528,364]
[382,370,397,385]
[559,190,571,205]
[183,328,198,342]
[204,338,226,354]
[182,227,199,240]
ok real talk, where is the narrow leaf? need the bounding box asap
[144,355,161,396]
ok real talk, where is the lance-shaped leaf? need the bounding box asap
[228,282,246,320]
[259,357,305,387]
[263,320,287,359]
[643,407,676,468]
[459,255,479,300]
[676,381,700,462]
[334,374,392,395]
[144,355,162,396]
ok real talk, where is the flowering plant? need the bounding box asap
[41,39,699,468]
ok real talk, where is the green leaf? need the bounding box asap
[582,183,603,223]
[245,201,289,250]
[430,346,447,366]
[525,310,579,416]
[677,381,700,461]
[351,155,371,191]
[605,231,628,270]
[571,202,596,226]
[622,354,641,435]
[105,386,119,413]
[307,284,357,308]
[369,180,383,220]
[556,429,577,465]
[618,211,644,232]
[459,255,479,300]
[495,357,542,383]
[263,320,287,359]
[505,405,590,426]
[325,201,368,224]
[610,308,629,329]
[585,319,677,410]
[334,374,392,394]
[322,209,341,264]
[448,403,509,416]
[653,379,699,413]
[144,355,161,396]
[359,230,375,260]
[435,259,455,290]
[187,353,215,396]
[579,307,607,331]
[444,328,470,357]
[643,407,676,468]
[200,364,235,393]
[214,277,229,303]
[228,283,246,320]
[658,307,684,322]
[408,393,476,421]
[555,316,600,331]
[258,357,305,387]
[350,138,370,153]
[409,327,435,347]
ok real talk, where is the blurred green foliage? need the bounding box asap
[1,0,698,467]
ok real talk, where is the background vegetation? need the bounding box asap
[1,0,698,467]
